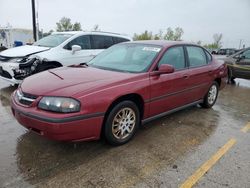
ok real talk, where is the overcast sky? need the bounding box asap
[0,0,250,48]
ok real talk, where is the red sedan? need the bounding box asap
[11,41,227,145]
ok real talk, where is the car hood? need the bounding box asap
[0,45,50,58]
[20,66,138,97]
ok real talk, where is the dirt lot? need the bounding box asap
[0,79,250,188]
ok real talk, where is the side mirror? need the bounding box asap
[71,45,81,54]
[151,64,175,76]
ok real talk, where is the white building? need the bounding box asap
[0,27,34,48]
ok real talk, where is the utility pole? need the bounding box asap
[31,0,37,41]
[238,39,242,49]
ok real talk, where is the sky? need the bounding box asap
[0,0,250,48]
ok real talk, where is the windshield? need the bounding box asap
[33,34,72,47]
[88,44,162,73]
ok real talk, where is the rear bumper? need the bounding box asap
[11,94,104,142]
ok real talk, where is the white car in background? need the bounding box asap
[0,31,131,85]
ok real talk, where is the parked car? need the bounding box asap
[216,48,238,56]
[225,47,250,82]
[11,41,227,145]
[0,31,131,85]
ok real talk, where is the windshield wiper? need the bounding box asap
[79,62,88,66]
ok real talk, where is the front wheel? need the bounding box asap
[200,82,219,108]
[104,101,140,146]
[227,68,235,84]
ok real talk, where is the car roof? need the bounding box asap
[125,40,195,48]
[52,31,132,40]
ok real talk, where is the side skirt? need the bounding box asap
[142,99,203,125]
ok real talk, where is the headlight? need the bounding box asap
[38,97,80,113]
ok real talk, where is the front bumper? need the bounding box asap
[0,62,21,85]
[11,93,104,142]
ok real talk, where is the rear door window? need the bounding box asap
[186,46,207,67]
[91,35,114,49]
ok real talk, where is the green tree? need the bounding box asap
[154,30,163,40]
[133,30,153,40]
[73,22,82,31]
[164,27,184,41]
[56,17,82,31]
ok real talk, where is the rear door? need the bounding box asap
[184,45,213,101]
[149,46,191,117]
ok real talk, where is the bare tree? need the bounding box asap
[213,33,223,48]
[93,24,100,31]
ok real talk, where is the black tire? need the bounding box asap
[227,68,235,84]
[104,101,140,146]
[200,82,219,108]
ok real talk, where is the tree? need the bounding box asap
[73,22,82,31]
[133,27,184,41]
[133,30,153,40]
[213,33,223,49]
[56,17,82,31]
[154,30,163,40]
[164,27,184,41]
[92,24,100,31]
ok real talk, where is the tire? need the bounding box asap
[227,68,235,84]
[200,82,219,108]
[104,101,140,146]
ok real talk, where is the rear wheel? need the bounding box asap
[200,82,219,108]
[104,101,140,145]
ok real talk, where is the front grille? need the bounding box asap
[0,68,12,79]
[16,90,38,106]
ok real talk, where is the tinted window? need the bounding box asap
[64,35,91,50]
[158,46,185,70]
[187,46,207,67]
[91,35,113,49]
[112,37,130,44]
[242,49,250,59]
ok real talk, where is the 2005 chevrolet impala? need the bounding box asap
[11,41,227,145]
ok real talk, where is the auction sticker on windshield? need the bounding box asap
[142,47,161,52]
